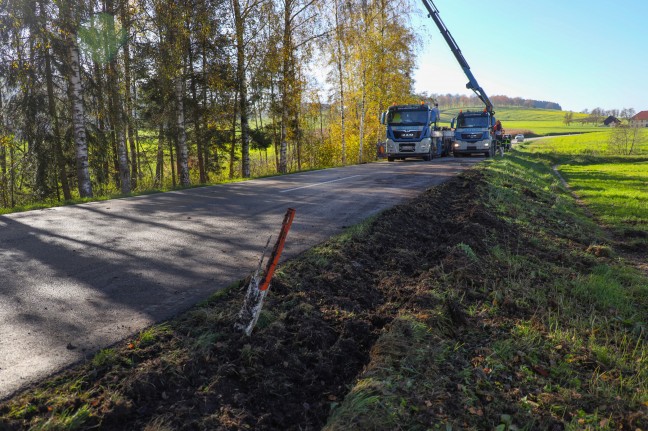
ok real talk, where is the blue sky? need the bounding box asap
[412,0,648,112]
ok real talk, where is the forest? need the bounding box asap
[425,93,562,111]
[0,0,420,210]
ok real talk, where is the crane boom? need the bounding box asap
[420,0,494,113]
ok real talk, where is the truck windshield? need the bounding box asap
[388,110,428,125]
[457,115,489,128]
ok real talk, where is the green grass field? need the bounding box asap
[439,106,601,136]
[529,129,648,156]
[560,161,648,227]
[520,131,648,245]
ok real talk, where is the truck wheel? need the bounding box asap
[484,151,490,158]
[387,157,394,162]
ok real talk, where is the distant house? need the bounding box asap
[603,116,621,127]
[630,111,648,127]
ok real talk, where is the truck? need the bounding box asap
[451,109,496,157]
[421,0,500,158]
[379,103,444,162]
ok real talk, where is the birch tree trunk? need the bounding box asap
[359,76,366,163]
[0,85,7,207]
[201,41,211,182]
[278,2,291,174]
[270,79,279,172]
[175,75,190,186]
[106,0,131,195]
[121,0,138,189]
[109,67,131,195]
[188,38,206,183]
[334,0,347,165]
[229,89,239,179]
[66,34,93,197]
[232,0,251,178]
[358,0,368,164]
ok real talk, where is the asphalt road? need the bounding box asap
[0,157,480,400]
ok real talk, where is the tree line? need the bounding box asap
[580,107,637,123]
[0,0,418,209]
[421,93,562,110]
[562,107,638,126]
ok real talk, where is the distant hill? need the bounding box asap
[491,95,562,110]
[437,106,599,136]
[421,93,562,111]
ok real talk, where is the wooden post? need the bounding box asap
[235,208,296,335]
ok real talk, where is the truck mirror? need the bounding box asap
[451,118,455,129]
[379,112,386,125]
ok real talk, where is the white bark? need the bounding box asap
[116,118,130,194]
[68,43,93,198]
[334,0,347,165]
[175,76,190,186]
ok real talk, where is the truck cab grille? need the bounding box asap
[394,130,422,139]
[461,133,482,140]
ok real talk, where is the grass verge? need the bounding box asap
[325,150,647,430]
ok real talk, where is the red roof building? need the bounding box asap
[630,110,648,127]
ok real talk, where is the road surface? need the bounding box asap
[0,157,480,399]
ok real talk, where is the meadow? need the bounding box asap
[522,129,648,245]
[439,106,602,136]
[560,161,648,227]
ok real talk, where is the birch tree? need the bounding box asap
[330,0,348,165]
[120,0,138,189]
[58,0,93,198]
[103,0,131,194]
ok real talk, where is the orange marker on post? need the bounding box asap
[259,208,296,291]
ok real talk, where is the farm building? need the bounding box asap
[629,111,648,127]
[603,116,621,126]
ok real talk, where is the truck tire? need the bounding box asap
[387,156,394,162]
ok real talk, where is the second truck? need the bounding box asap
[423,0,499,157]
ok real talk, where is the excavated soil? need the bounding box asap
[114,169,501,430]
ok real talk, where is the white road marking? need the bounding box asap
[279,175,363,193]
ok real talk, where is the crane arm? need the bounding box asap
[420,0,494,113]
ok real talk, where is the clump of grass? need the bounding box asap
[572,265,647,320]
[31,405,91,431]
[91,348,119,368]
[456,242,478,262]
